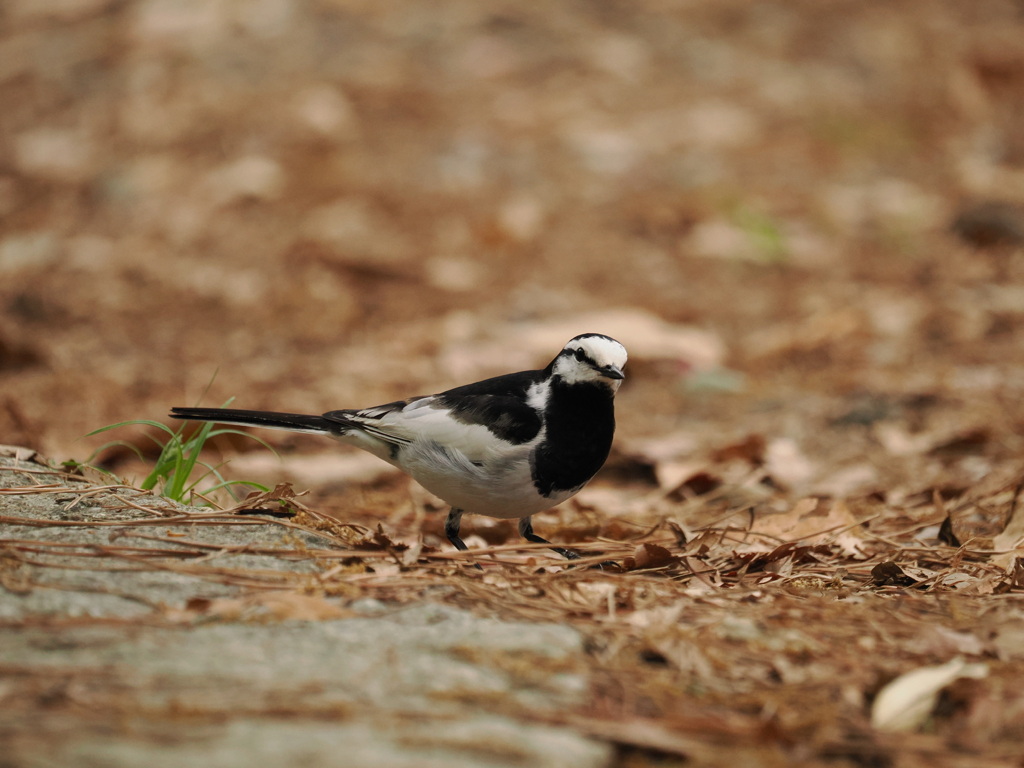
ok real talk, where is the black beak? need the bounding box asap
[600,364,625,380]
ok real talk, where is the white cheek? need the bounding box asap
[552,358,614,387]
[552,358,586,384]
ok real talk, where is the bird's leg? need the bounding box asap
[518,517,581,560]
[445,508,468,551]
[446,508,482,570]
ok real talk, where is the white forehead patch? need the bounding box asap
[568,335,628,369]
[553,334,628,387]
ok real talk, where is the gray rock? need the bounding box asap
[0,454,611,768]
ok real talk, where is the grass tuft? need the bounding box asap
[86,400,274,505]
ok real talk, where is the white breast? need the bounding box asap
[396,437,576,519]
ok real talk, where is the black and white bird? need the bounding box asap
[170,333,627,560]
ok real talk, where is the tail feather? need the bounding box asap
[169,407,336,435]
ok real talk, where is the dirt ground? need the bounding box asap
[3,0,1024,765]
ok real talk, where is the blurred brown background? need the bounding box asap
[2,0,1023,508]
[4,5,1024,760]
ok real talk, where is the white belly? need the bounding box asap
[397,440,576,519]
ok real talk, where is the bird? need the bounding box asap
[170,333,627,561]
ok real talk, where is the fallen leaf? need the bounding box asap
[871,658,988,732]
[666,471,723,500]
[928,428,990,458]
[763,437,815,489]
[871,562,916,587]
[0,444,39,462]
[735,542,830,573]
[354,524,411,553]
[632,542,677,569]
[752,498,868,557]
[938,514,960,546]
[992,481,1024,574]
[709,434,766,465]
[990,622,1024,661]
[229,482,310,514]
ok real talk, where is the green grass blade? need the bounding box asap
[83,393,270,505]
[84,439,146,465]
[86,420,175,438]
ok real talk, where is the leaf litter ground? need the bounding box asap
[3,1,1024,765]
[3,444,1023,767]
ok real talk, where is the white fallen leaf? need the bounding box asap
[0,444,39,462]
[203,155,285,205]
[871,657,988,732]
[764,437,815,490]
[990,622,1024,661]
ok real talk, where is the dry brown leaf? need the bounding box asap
[709,434,766,465]
[734,542,830,574]
[229,482,310,514]
[871,562,916,587]
[927,428,991,458]
[666,471,723,501]
[631,542,677,570]
[992,482,1024,573]
[751,498,868,557]
[354,525,410,553]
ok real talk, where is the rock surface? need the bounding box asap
[0,454,610,768]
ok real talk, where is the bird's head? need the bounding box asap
[550,334,627,390]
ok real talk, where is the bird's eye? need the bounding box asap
[574,348,587,362]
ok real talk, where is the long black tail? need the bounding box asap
[169,407,335,435]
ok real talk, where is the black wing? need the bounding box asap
[432,369,546,445]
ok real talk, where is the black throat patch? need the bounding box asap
[531,378,616,497]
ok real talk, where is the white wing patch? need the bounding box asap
[526,380,549,413]
[332,394,543,469]
[382,401,532,463]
